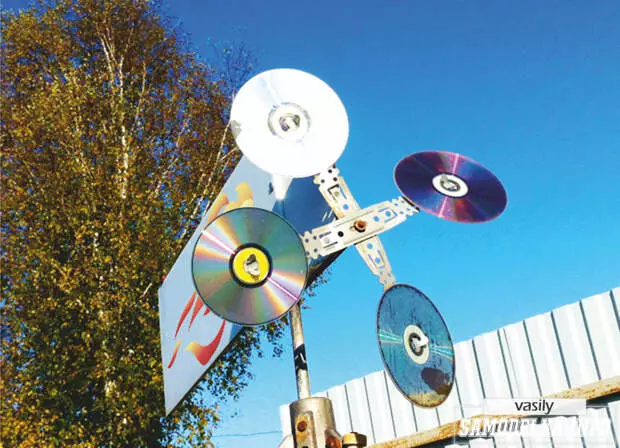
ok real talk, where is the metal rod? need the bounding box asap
[290,303,311,399]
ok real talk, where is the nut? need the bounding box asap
[296,419,307,433]
[353,220,367,232]
[325,435,341,448]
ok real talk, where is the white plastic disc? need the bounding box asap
[230,68,349,178]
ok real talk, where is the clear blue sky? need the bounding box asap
[5,0,620,446]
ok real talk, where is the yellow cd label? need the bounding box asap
[231,247,270,285]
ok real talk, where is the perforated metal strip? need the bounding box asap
[302,196,418,259]
[310,167,418,287]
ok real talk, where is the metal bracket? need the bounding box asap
[314,167,390,286]
[310,166,419,287]
[302,197,418,259]
[314,166,361,217]
[355,236,396,289]
[294,412,317,448]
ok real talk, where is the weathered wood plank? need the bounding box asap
[368,376,619,448]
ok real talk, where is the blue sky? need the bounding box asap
[169,1,620,445]
[5,0,620,446]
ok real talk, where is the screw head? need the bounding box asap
[325,435,341,448]
[296,420,307,432]
[353,220,367,232]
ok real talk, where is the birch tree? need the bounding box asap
[0,0,291,445]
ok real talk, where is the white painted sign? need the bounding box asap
[159,157,337,415]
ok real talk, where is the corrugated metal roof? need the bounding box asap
[280,287,620,447]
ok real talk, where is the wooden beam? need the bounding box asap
[369,376,620,448]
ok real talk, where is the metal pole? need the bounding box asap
[290,303,310,400]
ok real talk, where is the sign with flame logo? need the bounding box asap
[159,157,337,415]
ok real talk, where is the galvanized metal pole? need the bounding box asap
[289,303,310,400]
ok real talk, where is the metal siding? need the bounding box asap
[498,328,519,396]
[385,370,417,438]
[524,312,568,395]
[609,398,620,447]
[413,403,439,432]
[365,371,396,443]
[501,323,541,398]
[550,416,583,448]
[521,416,553,448]
[472,333,528,447]
[469,438,494,448]
[492,433,524,448]
[436,374,464,426]
[454,341,484,418]
[473,331,512,398]
[327,384,352,435]
[580,291,620,379]
[280,404,291,438]
[345,377,376,444]
[279,288,619,447]
[552,302,598,387]
[581,406,616,448]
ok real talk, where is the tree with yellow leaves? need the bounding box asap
[0,0,295,445]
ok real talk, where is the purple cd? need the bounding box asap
[394,151,507,223]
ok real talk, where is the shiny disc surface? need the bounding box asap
[394,151,507,223]
[377,284,455,408]
[192,207,308,326]
[230,68,349,178]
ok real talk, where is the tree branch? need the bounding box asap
[131,62,148,135]
[175,123,238,247]
[147,117,190,202]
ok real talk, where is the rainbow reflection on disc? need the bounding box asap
[192,207,308,326]
[394,151,507,223]
[377,284,455,408]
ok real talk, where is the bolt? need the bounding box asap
[353,220,367,232]
[325,435,341,448]
[296,420,307,433]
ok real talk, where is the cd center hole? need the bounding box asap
[243,254,261,278]
[279,113,301,132]
[440,177,459,192]
[409,334,424,356]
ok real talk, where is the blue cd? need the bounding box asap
[377,284,455,408]
[394,151,507,223]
